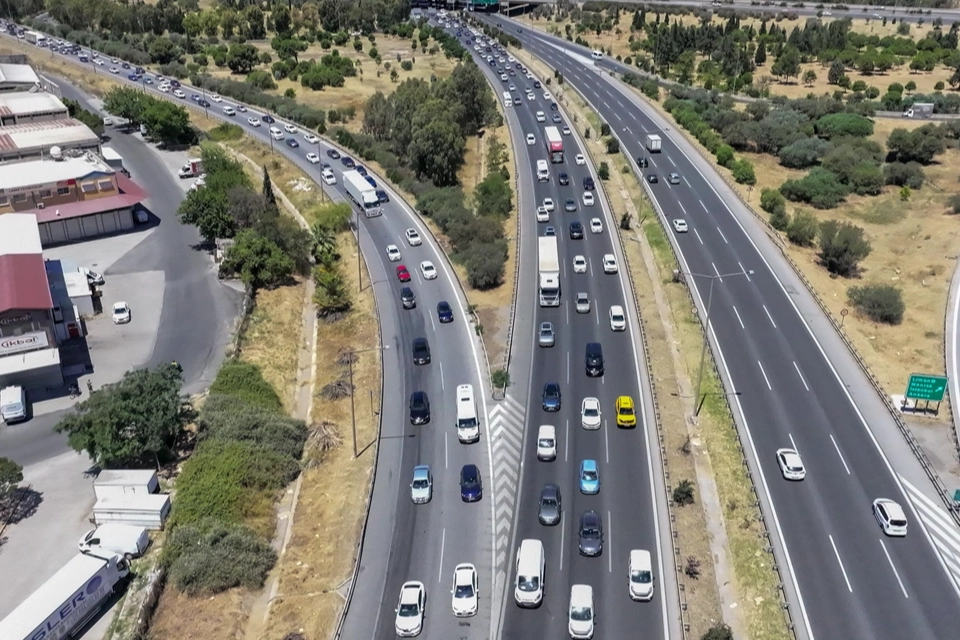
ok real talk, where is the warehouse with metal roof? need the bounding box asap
[0,91,68,126]
[0,118,100,161]
[0,63,41,92]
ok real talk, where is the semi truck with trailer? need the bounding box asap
[538,236,560,307]
[645,134,662,153]
[544,126,564,163]
[0,551,130,640]
[343,169,382,217]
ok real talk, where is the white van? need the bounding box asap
[568,584,595,639]
[537,425,556,461]
[78,523,150,559]
[536,159,550,182]
[515,539,545,607]
[629,549,654,601]
[456,384,480,443]
[591,50,603,60]
[503,91,513,107]
[0,385,27,423]
[269,126,284,140]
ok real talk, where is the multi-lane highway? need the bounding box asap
[442,19,678,640]
[488,14,960,640]
[2,30,497,640]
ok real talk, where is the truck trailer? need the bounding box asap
[343,169,382,217]
[538,236,560,307]
[544,126,564,163]
[902,102,934,119]
[24,31,44,46]
[645,134,662,153]
[0,551,130,640]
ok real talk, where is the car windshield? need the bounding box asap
[538,437,554,448]
[583,470,597,481]
[455,583,474,598]
[398,602,419,616]
[620,406,633,415]
[584,407,598,417]
[631,569,652,584]
[570,605,592,621]
[412,479,428,489]
[518,575,540,592]
[582,525,599,536]
[541,498,557,508]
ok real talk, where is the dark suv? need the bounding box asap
[583,176,596,191]
[569,221,584,239]
[412,338,431,365]
[558,172,570,186]
[585,342,604,377]
[400,287,416,309]
[409,391,430,424]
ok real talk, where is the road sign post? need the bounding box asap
[904,373,948,414]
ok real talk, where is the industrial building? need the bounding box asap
[0,62,40,92]
[0,117,101,162]
[0,90,68,125]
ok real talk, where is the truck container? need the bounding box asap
[93,469,159,501]
[0,551,130,640]
[1,385,27,423]
[645,134,662,153]
[538,236,561,307]
[902,102,934,118]
[101,148,128,176]
[544,126,564,163]
[177,158,203,178]
[92,494,170,530]
[79,524,150,559]
[24,31,44,46]
[343,169,382,217]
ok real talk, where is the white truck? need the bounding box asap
[0,551,130,640]
[538,236,561,307]
[902,102,934,119]
[343,169,381,217]
[101,148,128,176]
[24,31,44,46]
[178,157,203,178]
[0,385,27,423]
[645,133,662,153]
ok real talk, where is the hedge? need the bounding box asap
[209,360,283,412]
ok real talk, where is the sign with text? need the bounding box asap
[0,330,49,357]
[905,373,948,403]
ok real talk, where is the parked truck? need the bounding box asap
[343,169,382,217]
[902,102,934,119]
[538,236,561,307]
[177,158,203,179]
[101,148,129,176]
[645,133,662,153]
[0,551,130,640]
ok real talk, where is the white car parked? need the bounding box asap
[581,397,601,430]
[589,218,603,234]
[776,448,806,481]
[602,254,618,274]
[112,302,131,324]
[386,244,402,262]
[451,563,479,617]
[573,255,587,274]
[321,169,337,185]
[406,228,423,246]
[395,581,426,637]
[420,261,438,280]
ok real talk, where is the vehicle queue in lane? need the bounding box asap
[444,18,667,640]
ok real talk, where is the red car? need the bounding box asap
[397,265,411,282]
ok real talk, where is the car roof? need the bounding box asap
[538,425,555,436]
[411,390,427,401]
[438,300,450,308]
[581,510,600,524]
[454,563,476,577]
[413,337,427,346]
[618,395,634,406]
[413,465,430,476]
[630,549,651,566]
[545,382,559,391]
[462,464,479,477]
[541,483,560,497]
[582,459,597,470]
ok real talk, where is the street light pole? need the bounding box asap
[347,345,389,458]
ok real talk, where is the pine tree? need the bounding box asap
[755,41,767,65]
[262,165,277,211]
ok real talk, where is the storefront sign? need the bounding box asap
[0,313,31,326]
[0,330,49,356]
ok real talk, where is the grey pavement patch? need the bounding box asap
[43,229,156,275]
[490,394,525,569]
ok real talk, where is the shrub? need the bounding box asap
[847,162,885,196]
[598,162,610,180]
[778,137,832,169]
[731,158,756,185]
[887,126,947,164]
[401,60,413,72]
[883,161,925,189]
[780,167,849,209]
[760,188,786,215]
[770,207,790,231]
[606,137,620,153]
[166,521,277,595]
[246,69,277,90]
[702,624,734,640]
[786,210,819,246]
[600,122,611,137]
[491,369,510,388]
[818,220,872,277]
[463,241,508,290]
[199,394,308,460]
[641,79,660,100]
[848,284,905,325]
[949,194,960,214]
[673,479,695,506]
[714,144,735,168]
[815,112,874,139]
[209,360,283,412]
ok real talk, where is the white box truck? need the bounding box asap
[93,469,159,500]
[177,158,203,178]
[538,236,561,307]
[645,134,662,153]
[0,551,130,640]
[343,169,381,217]
[902,102,934,118]
[101,148,128,176]
[79,524,150,559]
[1,385,27,423]
[93,493,171,530]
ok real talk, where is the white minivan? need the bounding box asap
[591,50,604,60]
[629,549,655,601]
[503,91,513,107]
[0,385,27,423]
[568,584,595,639]
[456,384,480,443]
[515,539,545,607]
[536,159,550,182]
[537,425,556,461]
[78,523,150,559]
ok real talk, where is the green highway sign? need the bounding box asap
[905,373,948,403]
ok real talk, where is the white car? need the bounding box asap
[537,425,557,461]
[109,67,119,74]
[406,228,422,246]
[173,89,185,99]
[306,152,320,164]
[589,218,603,234]
[395,581,426,637]
[158,83,169,92]
[248,117,261,127]
[542,198,555,212]
[562,126,572,135]
[602,254,618,274]
[236,104,247,112]
[508,83,516,91]
[873,498,908,537]
[451,563,479,617]
[536,111,546,123]
[609,305,626,331]
[210,94,222,102]
[573,255,587,274]
[284,123,298,134]
[575,154,586,166]
[386,245,402,262]
[526,133,536,145]
[536,206,549,222]
[526,92,535,101]
[543,91,552,100]
[112,302,131,324]
[575,292,590,314]
[583,193,595,207]
[581,397,601,430]
[672,219,689,233]
[776,449,806,481]
[303,133,319,144]
[420,261,438,280]
[222,106,236,116]
[321,168,337,185]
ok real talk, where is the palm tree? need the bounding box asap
[310,223,337,263]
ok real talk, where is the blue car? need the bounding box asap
[354,165,367,176]
[191,94,200,102]
[376,189,389,203]
[542,382,561,412]
[364,175,377,188]
[286,138,299,148]
[127,73,138,81]
[460,464,483,502]
[437,301,454,323]
[579,460,600,495]
[341,156,355,168]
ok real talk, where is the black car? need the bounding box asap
[637,156,649,168]
[342,156,356,168]
[286,138,299,148]
[198,99,210,108]
[569,221,584,239]
[412,337,431,365]
[538,484,562,526]
[409,391,431,425]
[550,102,558,111]
[262,114,276,124]
[365,175,377,188]
[171,80,181,88]
[534,80,541,88]
[376,189,389,203]
[647,173,659,184]
[400,286,416,309]
[583,176,596,191]
[542,382,561,412]
[460,464,483,502]
[437,301,454,323]
[558,172,570,186]
[355,165,368,176]
[327,149,341,160]
[578,510,604,556]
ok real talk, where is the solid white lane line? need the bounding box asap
[430,314,436,333]
[789,433,799,453]
[567,351,571,384]
[732,306,745,329]
[565,419,570,463]
[560,521,566,572]
[439,361,445,391]
[694,229,704,245]
[717,227,728,244]
[830,435,852,475]
[757,361,772,390]
[608,510,613,573]
[439,528,446,584]
[566,301,570,325]
[829,534,853,592]
[793,361,810,391]
[880,539,909,598]
[712,262,722,282]
[763,305,777,329]
[739,261,752,282]
[604,419,610,464]
[445,432,449,470]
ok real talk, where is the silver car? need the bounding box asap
[538,484,562,525]
[410,465,433,504]
[575,293,591,314]
[538,322,555,347]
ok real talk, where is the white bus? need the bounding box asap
[456,384,480,443]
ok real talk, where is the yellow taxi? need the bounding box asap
[616,395,636,427]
